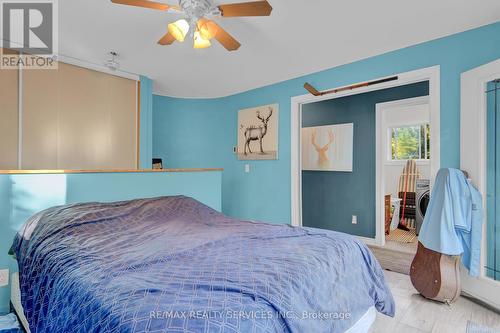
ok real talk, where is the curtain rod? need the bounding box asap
[303,76,399,97]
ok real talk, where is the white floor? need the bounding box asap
[370,270,500,333]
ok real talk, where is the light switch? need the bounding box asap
[245,164,250,173]
[352,215,358,225]
[0,269,9,287]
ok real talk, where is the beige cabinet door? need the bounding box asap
[22,62,137,170]
[0,53,19,170]
[22,67,59,169]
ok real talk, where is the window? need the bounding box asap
[390,124,430,161]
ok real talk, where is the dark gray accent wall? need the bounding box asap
[301,82,429,238]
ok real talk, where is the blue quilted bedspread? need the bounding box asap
[12,196,394,333]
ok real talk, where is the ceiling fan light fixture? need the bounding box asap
[193,31,211,49]
[168,19,190,42]
[197,20,218,40]
[112,0,274,52]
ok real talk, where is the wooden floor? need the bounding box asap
[370,270,500,333]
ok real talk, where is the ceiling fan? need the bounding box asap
[111,0,273,51]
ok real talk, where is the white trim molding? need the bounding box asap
[57,55,140,81]
[291,66,441,248]
[460,58,500,310]
[356,236,378,246]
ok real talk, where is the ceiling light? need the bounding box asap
[168,19,190,42]
[112,0,273,52]
[197,20,218,40]
[193,31,211,49]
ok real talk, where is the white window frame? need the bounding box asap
[389,123,431,162]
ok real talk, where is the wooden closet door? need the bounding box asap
[58,62,111,170]
[0,51,19,169]
[57,63,137,170]
[106,74,137,169]
[22,67,59,169]
[22,62,137,170]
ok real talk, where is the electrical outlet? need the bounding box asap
[351,215,358,225]
[245,164,250,173]
[0,269,9,287]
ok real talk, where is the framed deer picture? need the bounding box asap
[301,123,354,172]
[238,104,279,160]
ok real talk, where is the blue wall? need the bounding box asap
[153,22,500,225]
[301,82,429,238]
[0,170,222,314]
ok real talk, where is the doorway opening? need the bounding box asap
[291,67,440,233]
[291,66,440,273]
[376,95,431,260]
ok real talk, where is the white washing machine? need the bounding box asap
[415,179,430,235]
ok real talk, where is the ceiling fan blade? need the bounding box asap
[158,32,176,45]
[218,0,272,17]
[111,0,172,11]
[207,20,241,51]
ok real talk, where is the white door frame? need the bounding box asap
[291,66,441,246]
[460,58,500,309]
[375,96,431,247]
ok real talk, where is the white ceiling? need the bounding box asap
[60,0,500,98]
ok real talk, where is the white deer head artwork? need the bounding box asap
[311,128,334,169]
[237,104,279,160]
[301,123,353,172]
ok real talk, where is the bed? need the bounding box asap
[11,196,394,332]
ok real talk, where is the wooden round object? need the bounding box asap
[410,242,461,303]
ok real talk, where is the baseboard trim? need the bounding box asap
[357,236,378,246]
[462,291,500,314]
